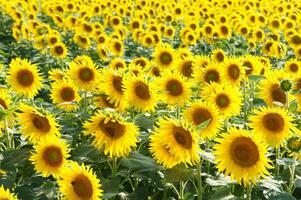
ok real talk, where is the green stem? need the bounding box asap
[84,90,88,113]
[179,181,185,200]
[275,147,280,177]
[163,186,168,200]
[246,183,252,200]
[287,159,296,194]
[196,162,203,200]
[111,157,118,177]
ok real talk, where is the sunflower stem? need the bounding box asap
[275,147,280,177]
[287,158,296,194]
[83,90,88,113]
[196,161,203,200]
[179,181,185,200]
[246,183,252,200]
[111,157,118,177]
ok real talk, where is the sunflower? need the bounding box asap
[83,112,139,158]
[203,82,242,118]
[259,72,287,107]
[0,185,18,200]
[284,59,301,76]
[211,48,226,63]
[217,24,231,39]
[249,106,293,147]
[50,79,80,111]
[58,161,103,200]
[100,69,126,109]
[73,33,91,49]
[48,68,65,82]
[221,58,245,86]
[50,42,68,58]
[30,137,70,177]
[0,88,11,110]
[109,38,124,57]
[109,57,126,71]
[214,128,272,186]
[240,55,262,76]
[183,100,222,139]
[124,75,157,112]
[149,118,201,168]
[177,57,194,78]
[194,63,222,85]
[17,104,61,142]
[46,32,60,46]
[156,70,191,106]
[153,43,177,69]
[67,55,101,90]
[7,57,43,98]
[93,94,122,110]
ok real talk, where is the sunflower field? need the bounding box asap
[2,0,301,199]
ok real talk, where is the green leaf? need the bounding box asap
[14,186,36,200]
[271,193,296,200]
[253,98,267,107]
[120,151,162,173]
[289,100,298,112]
[0,148,31,170]
[164,165,193,183]
[210,186,234,200]
[205,175,233,187]
[248,75,266,81]
[276,158,299,166]
[258,177,283,192]
[196,119,211,132]
[134,114,154,130]
[102,177,121,199]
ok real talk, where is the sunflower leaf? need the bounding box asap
[164,164,193,183]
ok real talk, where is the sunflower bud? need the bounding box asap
[287,137,301,153]
[280,79,293,92]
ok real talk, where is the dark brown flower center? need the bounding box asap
[113,76,123,94]
[166,79,183,96]
[205,69,220,83]
[289,63,298,72]
[243,61,253,75]
[134,81,151,100]
[192,108,212,125]
[230,137,259,167]
[50,37,58,44]
[182,61,193,77]
[271,84,286,105]
[17,69,34,86]
[60,87,75,101]
[292,35,301,45]
[263,113,284,132]
[228,64,240,80]
[159,52,172,65]
[216,52,224,62]
[114,42,122,52]
[54,46,64,55]
[32,114,51,132]
[0,98,8,109]
[43,146,63,167]
[215,94,230,108]
[79,67,94,82]
[71,174,93,199]
[99,119,125,139]
[173,126,192,149]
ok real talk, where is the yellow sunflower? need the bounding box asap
[109,57,127,71]
[109,38,124,57]
[284,59,301,76]
[177,57,194,78]
[124,75,157,112]
[259,72,289,107]
[30,137,70,177]
[214,128,272,186]
[149,118,201,168]
[7,57,43,98]
[221,58,245,86]
[0,185,18,200]
[240,55,262,76]
[193,63,222,85]
[249,106,294,147]
[183,101,222,139]
[100,69,126,109]
[73,33,91,49]
[203,82,242,118]
[17,104,61,142]
[156,70,192,106]
[48,68,65,82]
[50,42,68,58]
[67,55,101,90]
[58,161,103,200]
[83,112,139,158]
[153,43,177,69]
[50,79,80,112]
[211,48,226,63]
